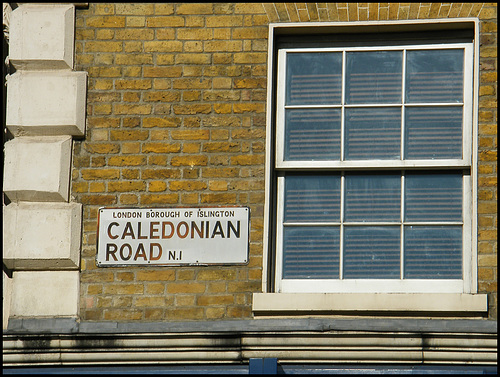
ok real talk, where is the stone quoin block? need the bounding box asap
[6,71,88,136]
[9,4,75,70]
[10,271,79,317]
[3,136,73,202]
[3,270,13,329]
[3,202,82,270]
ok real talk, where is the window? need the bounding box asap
[270,26,476,295]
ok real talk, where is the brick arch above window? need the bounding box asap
[262,3,486,23]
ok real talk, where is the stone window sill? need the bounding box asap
[252,293,488,316]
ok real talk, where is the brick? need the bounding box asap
[115,79,152,90]
[140,194,179,204]
[81,169,120,180]
[169,181,207,191]
[137,270,176,281]
[135,297,167,307]
[115,29,154,40]
[115,54,153,65]
[121,169,140,180]
[173,78,211,89]
[85,41,122,52]
[86,16,126,28]
[235,4,265,14]
[84,143,120,154]
[110,130,149,141]
[177,28,213,40]
[233,103,266,113]
[144,41,183,52]
[203,142,240,153]
[80,194,117,205]
[142,143,181,153]
[171,156,208,167]
[148,155,168,166]
[89,182,106,192]
[206,307,226,319]
[202,167,240,178]
[167,282,206,294]
[176,3,213,15]
[200,193,237,204]
[141,169,181,179]
[148,181,167,192]
[115,3,154,15]
[175,53,211,64]
[119,194,138,205]
[206,15,243,27]
[173,104,212,115]
[171,130,210,140]
[107,181,146,192]
[198,270,237,281]
[197,295,234,306]
[143,117,181,128]
[126,17,146,27]
[204,41,243,51]
[233,27,267,40]
[104,309,142,320]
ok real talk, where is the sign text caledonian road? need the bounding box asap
[96,207,249,266]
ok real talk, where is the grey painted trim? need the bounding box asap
[5,317,497,335]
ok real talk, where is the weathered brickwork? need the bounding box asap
[73,3,497,321]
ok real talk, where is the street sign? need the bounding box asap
[96,207,250,267]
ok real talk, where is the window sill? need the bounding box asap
[252,293,488,316]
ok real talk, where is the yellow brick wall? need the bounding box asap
[73,3,497,321]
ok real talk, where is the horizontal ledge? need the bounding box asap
[5,317,496,335]
[252,293,488,314]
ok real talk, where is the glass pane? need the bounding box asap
[405,107,462,159]
[346,51,402,104]
[283,226,340,279]
[404,226,462,279]
[285,108,341,161]
[344,226,400,279]
[405,172,462,221]
[345,174,401,221]
[406,49,464,103]
[345,107,401,160]
[285,175,341,222]
[286,52,342,105]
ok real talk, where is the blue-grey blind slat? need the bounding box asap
[344,174,401,221]
[283,227,340,279]
[405,172,463,221]
[284,175,341,222]
[345,107,401,160]
[345,51,402,104]
[286,52,342,105]
[404,226,462,279]
[406,49,464,103]
[405,106,463,159]
[285,109,341,161]
[344,226,401,279]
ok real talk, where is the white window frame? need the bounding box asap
[261,20,480,300]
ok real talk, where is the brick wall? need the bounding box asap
[73,3,497,321]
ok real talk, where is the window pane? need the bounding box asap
[285,175,341,222]
[345,174,401,221]
[285,108,341,160]
[405,172,462,221]
[345,107,401,160]
[346,51,402,104]
[283,226,340,279]
[344,226,400,279]
[406,49,464,103]
[404,226,462,279]
[405,107,462,159]
[286,52,342,105]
